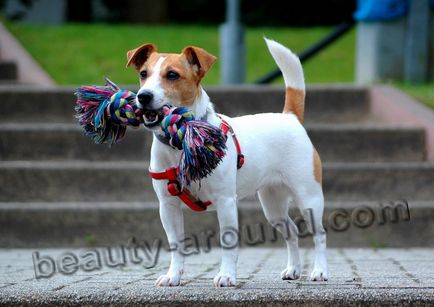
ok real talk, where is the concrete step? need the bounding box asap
[0,61,17,80]
[0,123,425,162]
[309,124,425,162]
[0,123,149,162]
[0,161,433,202]
[211,85,370,123]
[0,200,429,248]
[0,85,370,124]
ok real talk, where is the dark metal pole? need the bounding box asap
[220,0,246,84]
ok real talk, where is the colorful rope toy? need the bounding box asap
[75,79,227,187]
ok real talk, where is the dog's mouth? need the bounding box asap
[142,105,172,128]
[142,110,164,128]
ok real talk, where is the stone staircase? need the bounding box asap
[1,85,433,247]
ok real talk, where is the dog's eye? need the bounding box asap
[166,71,180,81]
[140,71,147,80]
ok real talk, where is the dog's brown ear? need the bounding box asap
[126,43,157,70]
[182,46,217,80]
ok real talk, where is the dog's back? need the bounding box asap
[265,38,322,183]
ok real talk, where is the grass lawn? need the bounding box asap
[4,22,355,86]
[3,21,433,108]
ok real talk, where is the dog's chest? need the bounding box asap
[150,140,218,201]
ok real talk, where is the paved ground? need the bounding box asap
[0,247,433,306]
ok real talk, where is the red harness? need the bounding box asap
[148,118,244,212]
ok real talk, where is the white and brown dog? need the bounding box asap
[126,38,327,287]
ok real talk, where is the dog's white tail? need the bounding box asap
[265,38,305,123]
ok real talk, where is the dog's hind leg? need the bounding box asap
[258,186,301,280]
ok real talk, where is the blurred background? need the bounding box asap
[0,0,358,86]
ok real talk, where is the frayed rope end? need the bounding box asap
[74,79,139,145]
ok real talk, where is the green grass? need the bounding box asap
[394,83,434,109]
[4,22,355,86]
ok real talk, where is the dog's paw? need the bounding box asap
[310,266,328,281]
[213,272,236,287]
[281,265,301,280]
[155,272,182,287]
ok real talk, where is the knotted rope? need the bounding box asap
[75,79,142,144]
[75,79,227,187]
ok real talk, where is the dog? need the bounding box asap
[126,38,328,287]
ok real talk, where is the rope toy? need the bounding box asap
[75,79,227,187]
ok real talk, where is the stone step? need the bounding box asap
[0,161,433,202]
[0,61,17,80]
[0,200,428,248]
[0,85,370,124]
[0,123,425,162]
[0,123,149,162]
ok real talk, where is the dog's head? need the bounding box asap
[126,43,216,129]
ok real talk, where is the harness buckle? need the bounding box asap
[237,154,245,169]
[167,180,182,196]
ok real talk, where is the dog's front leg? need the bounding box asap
[155,200,185,287]
[214,197,239,287]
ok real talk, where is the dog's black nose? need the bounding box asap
[137,91,154,106]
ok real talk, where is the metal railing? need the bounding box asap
[254,20,355,84]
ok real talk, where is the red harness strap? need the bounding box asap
[219,118,245,169]
[149,167,211,212]
[148,119,244,212]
